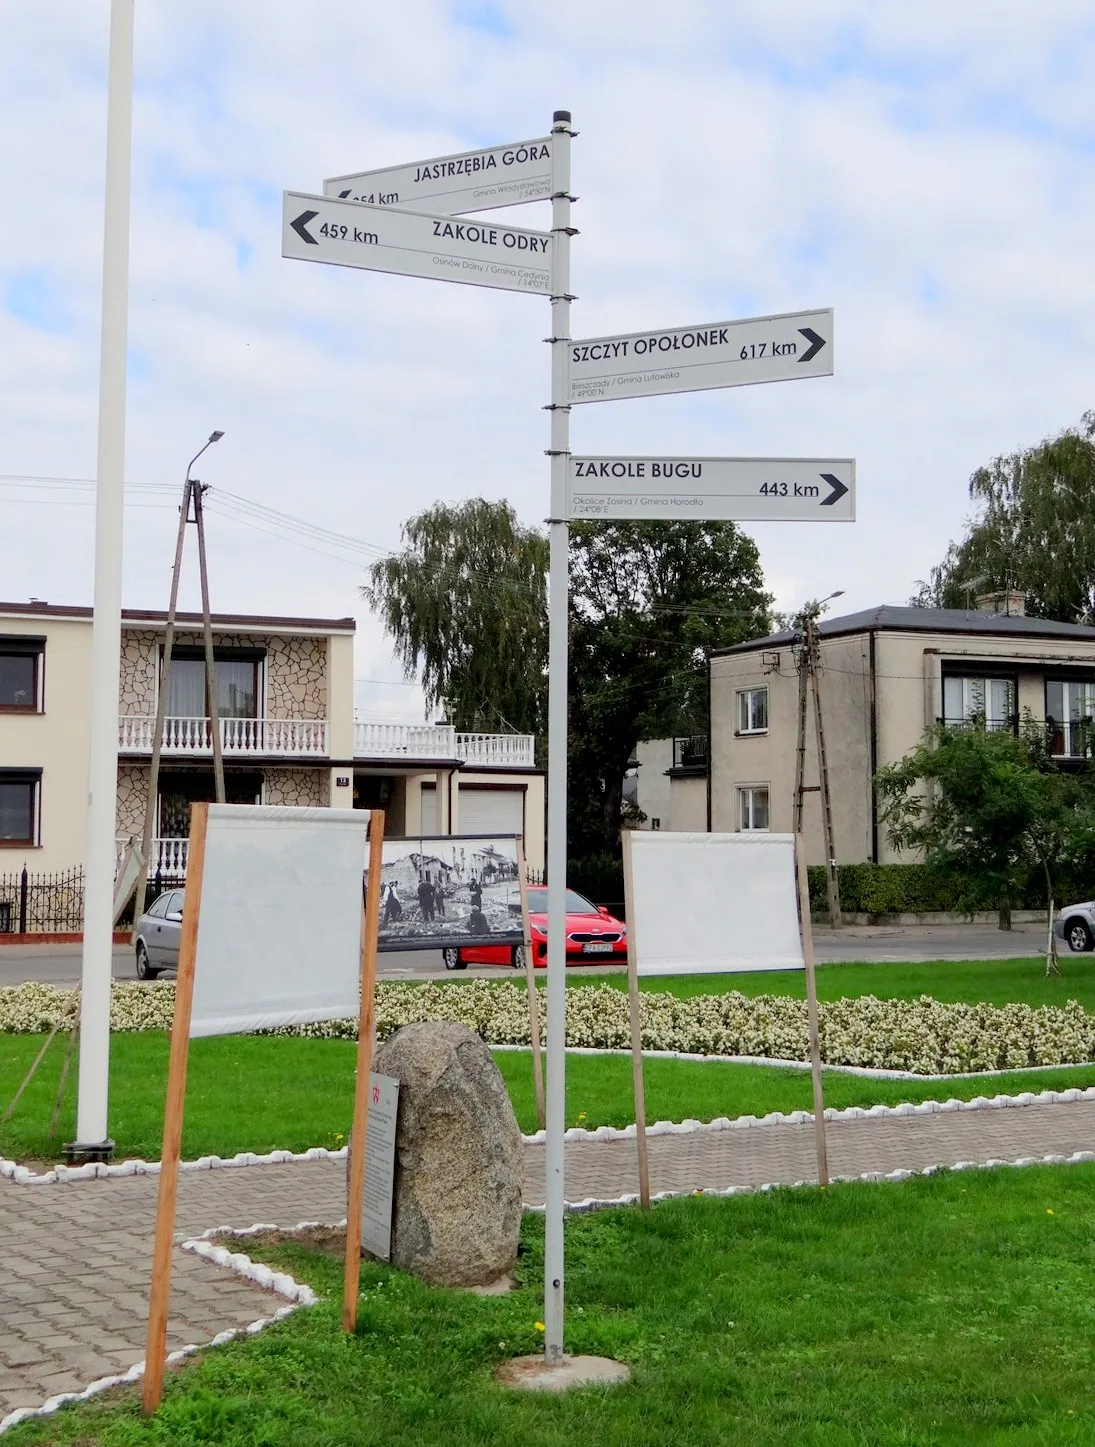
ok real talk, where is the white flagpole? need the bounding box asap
[544,108,574,1367]
[75,0,135,1155]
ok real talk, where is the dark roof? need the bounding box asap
[0,601,356,632]
[714,605,1095,655]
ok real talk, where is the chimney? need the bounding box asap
[975,590,1026,617]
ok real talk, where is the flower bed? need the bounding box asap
[3,980,1095,1076]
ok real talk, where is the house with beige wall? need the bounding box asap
[0,600,543,898]
[708,603,1095,866]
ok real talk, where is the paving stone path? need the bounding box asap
[4,1097,1095,1423]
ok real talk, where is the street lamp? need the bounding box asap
[187,429,224,481]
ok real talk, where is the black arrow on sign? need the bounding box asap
[338,190,352,199]
[797,327,826,363]
[819,473,848,506]
[290,210,320,245]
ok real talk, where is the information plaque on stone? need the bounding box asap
[360,1073,400,1260]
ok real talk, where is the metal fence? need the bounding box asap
[0,866,188,934]
[0,867,86,934]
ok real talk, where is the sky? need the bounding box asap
[2,1,1094,724]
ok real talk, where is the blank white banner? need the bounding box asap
[190,804,370,1037]
[628,832,803,975]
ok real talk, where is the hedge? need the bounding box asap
[807,862,1091,916]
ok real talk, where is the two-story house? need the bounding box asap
[703,600,1095,865]
[0,600,544,889]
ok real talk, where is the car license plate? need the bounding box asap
[583,941,613,953]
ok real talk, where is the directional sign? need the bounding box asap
[324,137,552,216]
[282,192,551,295]
[567,308,833,405]
[565,456,855,521]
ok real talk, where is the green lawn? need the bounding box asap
[10,1165,1095,1445]
[600,953,1095,1008]
[4,1033,1095,1166]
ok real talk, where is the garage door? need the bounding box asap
[458,786,524,837]
[420,784,437,835]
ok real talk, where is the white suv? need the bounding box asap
[1054,904,1095,953]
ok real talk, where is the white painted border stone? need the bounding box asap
[5,1086,1095,1184]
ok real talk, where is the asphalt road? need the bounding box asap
[0,921,1059,988]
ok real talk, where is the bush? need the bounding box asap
[807,862,1095,916]
[567,853,625,912]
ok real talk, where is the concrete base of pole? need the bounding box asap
[495,1354,630,1392]
[62,1138,115,1165]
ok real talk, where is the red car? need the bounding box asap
[443,886,627,970]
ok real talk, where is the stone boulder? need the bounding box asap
[370,1020,523,1287]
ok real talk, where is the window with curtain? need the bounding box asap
[163,652,260,719]
[1046,679,1095,757]
[942,674,1016,731]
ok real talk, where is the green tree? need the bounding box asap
[567,519,771,859]
[875,720,1095,934]
[362,499,548,737]
[913,411,1095,621]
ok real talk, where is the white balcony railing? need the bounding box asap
[116,836,190,876]
[353,721,535,768]
[354,722,458,759]
[457,732,536,768]
[119,716,329,757]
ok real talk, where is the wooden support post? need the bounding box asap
[3,1022,64,1124]
[192,483,225,805]
[132,478,191,941]
[343,810,386,1334]
[622,830,650,1211]
[517,839,545,1130]
[795,833,829,1187]
[50,997,81,1141]
[142,803,209,1415]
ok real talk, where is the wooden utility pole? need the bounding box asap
[793,610,841,927]
[131,435,225,938]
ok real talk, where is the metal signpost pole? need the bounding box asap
[74,0,135,1156]
[544,108,573,1369]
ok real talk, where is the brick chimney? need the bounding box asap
[975,590,1026,617]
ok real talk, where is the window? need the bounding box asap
[0,637,44,712]
[146,894,169,919]
[163,649,262,720]
[738,785,770,831]
[737,687,768,734]
[1046,679,1095,757]
[942,674,1016,731]
[0,770,41,845]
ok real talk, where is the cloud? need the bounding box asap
[0,0,1094,714]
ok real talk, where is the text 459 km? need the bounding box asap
[319,222,378,245]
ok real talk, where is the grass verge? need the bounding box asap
[8,1165,1095,1445]
[4,1033,1095,1165]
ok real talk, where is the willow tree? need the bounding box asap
[567,518,771,858]
[913,411,1095,621]
[362,499,548,737]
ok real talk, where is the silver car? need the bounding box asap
[1053,901,1095,953]
[134,889,184,979]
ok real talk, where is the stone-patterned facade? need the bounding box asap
[263,768,329,807]
[117,630,327,719]
[118,633,158,716]
[115,765,149,837]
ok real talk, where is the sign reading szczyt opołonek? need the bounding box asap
[566,456,855,522]
[567,308,834,404]
[325,137,552,216]
[282,193,551,296]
